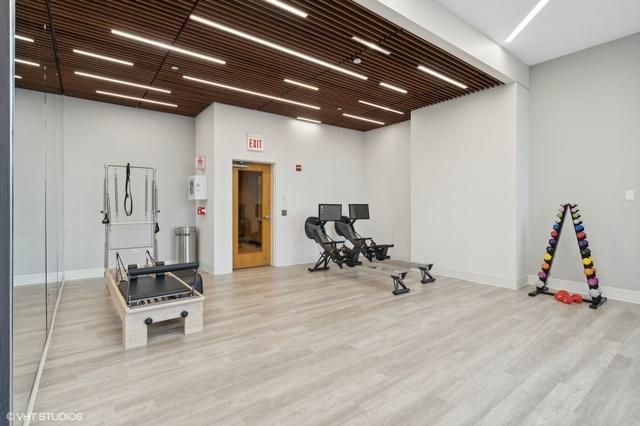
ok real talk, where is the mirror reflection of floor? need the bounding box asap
[13,283,47,415]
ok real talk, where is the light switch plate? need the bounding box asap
[625,190,634,201]
[282,209,287,216]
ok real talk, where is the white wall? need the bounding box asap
[530,33,640,294]
[14,90,46,276]
[362,121,411,260]
[62,96,195,277]
[194,104,215,273]
[410,83,529,288]
[196,103,365,275]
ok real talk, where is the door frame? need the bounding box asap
[231,160,275,269]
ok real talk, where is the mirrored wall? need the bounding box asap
[13,10,65,414]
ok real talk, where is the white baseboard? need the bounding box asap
[64,267,104,281]
[432,265,524,290]
[14,272,62,286]
[527,274,640,304]
[274,256,318,267]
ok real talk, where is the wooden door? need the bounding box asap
[233,163,272,269]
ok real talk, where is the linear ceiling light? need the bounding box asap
[351,36,390,55]
[75,71,170,93]
[379,82,407,94]
[297,117,321,124]
[15,59,40,67]
[184,75,320,110]
[284,78,318,91]
[417,65,467,89]
[264,0,308,18]
[342,113,384,126]
[189,14,367,80]
[15,75,22,79]
[358,100,403,115]
[111,29,226,65]
[505,0,550,43]
[15,35,34,43]
[95,90,177,107]
[73,49,134,66]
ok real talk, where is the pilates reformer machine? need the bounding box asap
[102,163,205,349]
[305,204,435,295]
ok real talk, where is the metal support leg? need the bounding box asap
[308,253,331,272]
[419,264,436,284]
[392,272,410,295]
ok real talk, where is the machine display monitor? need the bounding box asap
[318,204,342,221]
[349,204,370,220]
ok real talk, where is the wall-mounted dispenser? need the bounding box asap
[188,175,207,200]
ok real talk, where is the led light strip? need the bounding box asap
[505,0,550,43]
[296,117,321,124]
[183,75,320,110]
[15,35,34,43]
[351,36,390,55]
[15,58,40,67]
[75,71,170,93]
[417,65,468,90]
[264,0,307,18]
[284,78,318,91]
[342,113,384,126]
[358,100,403,115]
[95,90,177,107]
[189,15,367,81]
[111,29,226,65]
[73,49,133,66]
[379,82,407,94]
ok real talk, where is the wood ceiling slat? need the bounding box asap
[15,0,504,131]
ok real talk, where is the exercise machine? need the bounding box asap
[335,204,436,284]
[305,204,434,295]
[102,163,205,348]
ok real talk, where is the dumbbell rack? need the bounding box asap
[528,203,607,309]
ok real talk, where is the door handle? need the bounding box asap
[262,215,271,221]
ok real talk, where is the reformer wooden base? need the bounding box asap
[106,269,205,349]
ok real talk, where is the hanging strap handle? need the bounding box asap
[124,163,133,216]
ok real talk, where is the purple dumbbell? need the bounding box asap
[588,277,599,287]
[579,240,589,249]
[549,238,557,246]
[538,271,547,281]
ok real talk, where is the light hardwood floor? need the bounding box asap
[32,265,640,425]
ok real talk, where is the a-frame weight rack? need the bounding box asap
[529,203,607,309]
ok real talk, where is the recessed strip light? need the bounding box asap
[111,29,226,65]
[73,49,134,66]
[342,113,384,126]
[297,117,321,124]
[183,75,320,110]
[505,0,550,43]
[189,14,367,81]
[75,71,171,94]
[358,100,403,115]
[15,59,40,67]
[379,82,407,94]
[95,90,177,108]
[264,0,308,18]
[283,78,318,91]
[417,65,468,90]
[15,35,34,43]
[15,75,22,79]
[351,36,390,55]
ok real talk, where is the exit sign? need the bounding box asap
[247,134,264,152]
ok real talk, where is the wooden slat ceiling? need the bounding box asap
[15,0,503,131]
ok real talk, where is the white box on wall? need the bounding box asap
[189,175,208,200]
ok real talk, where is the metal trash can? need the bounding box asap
[175,226,198,263]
